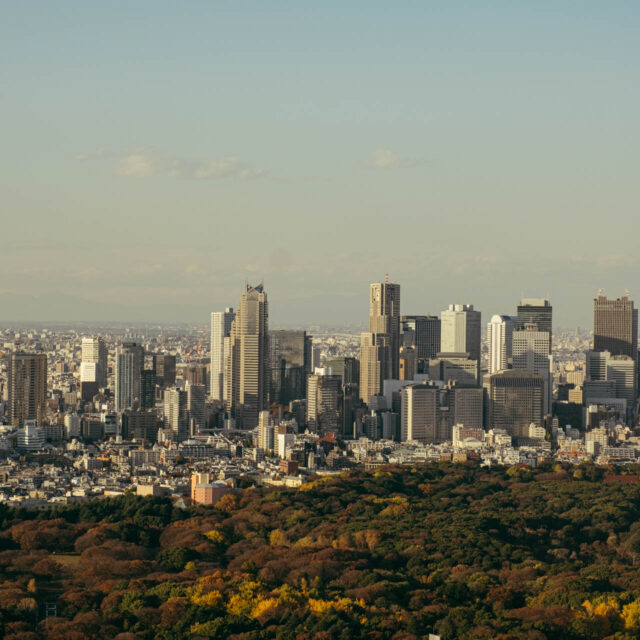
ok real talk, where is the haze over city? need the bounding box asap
[3,2,640,326]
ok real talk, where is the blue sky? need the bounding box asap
[1,2,639,326]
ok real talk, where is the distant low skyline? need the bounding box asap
[2,2,639,327]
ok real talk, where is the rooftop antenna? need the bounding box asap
[625,288,630,298]
[385,273,389,284]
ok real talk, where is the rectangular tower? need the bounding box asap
[210,308,235,401]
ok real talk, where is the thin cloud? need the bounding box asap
[363,149,422,169]
[78,147,266,181]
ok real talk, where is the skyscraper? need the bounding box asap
[401,315,441,361]
[186,381,207,432]
[369,279,401,379]
[306,371,342,434]
[115,341,144,412]
[517,298,552,346]
[487,315,515,374]
[225,283,269,429]
[440,304,481,364]
[269,329,312,405]
[359,332,389,403]
[153,354,176,388]
[593,293,638,361]
[512,324,552,414]
[163,387,188,441]
[8,353,47,427]
[81,337,107,387]
[210,308,235,401]
[484,370,544,436]
[359,278,400,403]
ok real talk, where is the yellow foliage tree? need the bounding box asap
[623,600,640,630]
[204,529,226,544]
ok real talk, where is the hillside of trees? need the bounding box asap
[3,463,640,639]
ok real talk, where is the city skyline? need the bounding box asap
[3,3,640,327]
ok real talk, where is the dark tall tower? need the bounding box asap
[401,315,441,361]
[8,353,47,427]
[594,293,638,361]
[269,329,312,405]
[516,298,552,347]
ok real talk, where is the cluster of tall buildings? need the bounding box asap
[4,277,638,450]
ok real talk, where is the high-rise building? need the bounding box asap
[186,381,207,431]
[324,357,359,385]
[369,279,401,379]
[225,283,269,429]
[484,370,544,436]
[269,329,312,405]
[586,350,636,417]
[140,369,157,410]
[429,353,479,386]
[517,298,552,347]
[401,315,441,361]
[115,342,144,412]
[257,410,274,451]
[440,305,481,376]
[306,371,342,434]
[593,293,638,361]
[210,308,235,400]
[359,332,389,403]
[400,381,481,444]
[163,387,188,441]
[8,353,47,427]
[121,410,158,442]
[487,315,515,374]
[512,324,552,415]
[81,337,107,387]
[153,354,176,388]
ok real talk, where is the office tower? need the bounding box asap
[487,315,515,374]
[359,332,390,403]
[225,283,269,429]
[484,370,544,436]
[8,353,47,427]
[586,350,636,417]
[428,353,479,386]
[440,305,481,378]
[512,324,552,414]
[163,387,188,441]
[140,369,156,410]
[401,315,441,361]
[257,410,274,451]
[153,354,176,388]
[81,337,107,387]
[517,298,552,346]
[306,372,342,434]
[324,357,359,385]
[186,381,207,431]
[401,382,439,443]
[121,409,158,442]
[115,342,144,412]
[450,385,484,429]
[210,308,235,400]
[369,279,401,379]
[400,381,482,445]
[593,293,638,360]
[269,329,312,405]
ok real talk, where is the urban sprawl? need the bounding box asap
[0,282,636,507]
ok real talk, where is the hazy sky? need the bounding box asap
[2,2,639,327]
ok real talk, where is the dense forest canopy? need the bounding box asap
[2,462,640,639]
